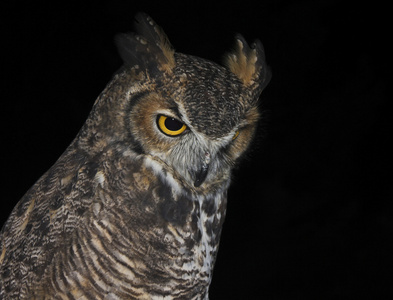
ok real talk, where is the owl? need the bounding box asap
[0,13,270,299]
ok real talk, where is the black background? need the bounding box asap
[1,1,390,299]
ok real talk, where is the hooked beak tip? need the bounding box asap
[194,165,209,187]
[193,151,211,188]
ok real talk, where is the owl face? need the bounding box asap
[125,53,260,190]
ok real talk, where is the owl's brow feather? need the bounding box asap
[167,106,184,121]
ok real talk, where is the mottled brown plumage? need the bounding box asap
[0,13,270,299]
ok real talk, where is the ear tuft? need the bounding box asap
[115,13,175,75]
[225,35,271,92]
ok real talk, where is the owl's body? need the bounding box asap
[0,14,270,299]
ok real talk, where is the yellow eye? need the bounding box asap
[157,115,187,137]
[232,130,240,140]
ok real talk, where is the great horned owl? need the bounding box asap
[0,13,270,299]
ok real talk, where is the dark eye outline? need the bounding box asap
[156,115,187,137]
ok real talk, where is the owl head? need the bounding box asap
[82,13,270,192]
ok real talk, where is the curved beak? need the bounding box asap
[194,151,211,187]
[194,164,209,187]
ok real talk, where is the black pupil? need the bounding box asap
[165,117,183,131]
